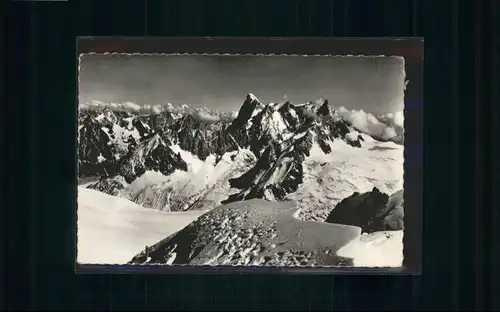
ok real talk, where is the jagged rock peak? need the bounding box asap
[228,93,264,131]
[317,99,330,116]
[247,93,260,102]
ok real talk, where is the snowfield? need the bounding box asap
[121,147,256,212]
[77,187,207,264]
[290,133,404,221]
[336,230,404,267]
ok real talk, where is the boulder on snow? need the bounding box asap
[368,189,404,232]
[324,188,404,233]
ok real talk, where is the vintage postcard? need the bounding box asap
[77,42,418,269]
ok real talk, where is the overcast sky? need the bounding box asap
[79,54,406,115]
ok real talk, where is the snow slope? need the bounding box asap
[130,199,363,266]
[77,187,207,264]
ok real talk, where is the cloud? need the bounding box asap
[336,107,404,144]
[230,111,239,119]
[379,111,404,129]
[123,101,141,112]
[79,103,89,111]
[151,104,163,114]
[193,110,221,123]
[314,97,325,106]
[165,103,175,112]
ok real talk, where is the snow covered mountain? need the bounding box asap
[78,93,405,266]
[78,93,382,213]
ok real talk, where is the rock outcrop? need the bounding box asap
[324,188,404,233]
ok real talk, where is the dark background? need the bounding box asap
[3,0,498,310]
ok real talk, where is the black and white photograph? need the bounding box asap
[77,52,407,268]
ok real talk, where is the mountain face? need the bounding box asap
[78,93,366,210]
